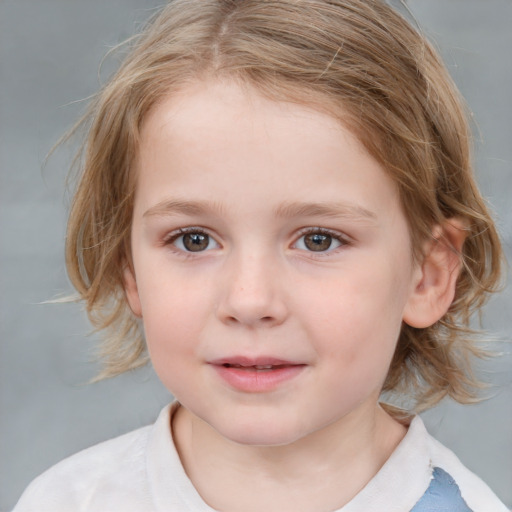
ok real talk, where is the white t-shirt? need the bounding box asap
[13,402,508,512]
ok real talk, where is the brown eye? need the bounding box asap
[169,230,219,253]
[182,232,210,252]
[303,233,333,251]
[294,230,344,253]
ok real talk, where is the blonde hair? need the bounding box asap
[66,0,503,411]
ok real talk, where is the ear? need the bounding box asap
[123,262,143,318]
[403,218,467,328]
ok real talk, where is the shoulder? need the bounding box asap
[411,417,509,512]
[13,415,159,512]
[14,402,216,512]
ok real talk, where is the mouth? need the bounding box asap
[209,357,306,392]
[220,363,296,372]
[211,356,304,369]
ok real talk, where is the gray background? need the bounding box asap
[1,1,511,510]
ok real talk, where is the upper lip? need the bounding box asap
[208,356,304,367]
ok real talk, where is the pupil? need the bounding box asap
[305,233,332,251]
[183,233,209,252]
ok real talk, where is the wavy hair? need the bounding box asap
[65,0,503,412]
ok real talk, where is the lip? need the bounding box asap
[208,356,307,393]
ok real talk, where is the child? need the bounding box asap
[13,0,509,510]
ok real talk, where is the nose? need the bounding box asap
[216,252,288,328]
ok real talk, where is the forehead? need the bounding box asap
[135,79,402,224]
[140,79,350,151]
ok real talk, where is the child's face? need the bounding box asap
[125,80,421,446]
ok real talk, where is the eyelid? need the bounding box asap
[163,226,221,252]
[161,225,351,255]
[292,227,352,253]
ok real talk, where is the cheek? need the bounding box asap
[140,292,206,394]
[137,275,211,356]
[305,261,408,367]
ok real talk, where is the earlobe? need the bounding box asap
[403,219,467,328]
[123,262,143,318]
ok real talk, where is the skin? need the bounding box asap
[124,79,464,511]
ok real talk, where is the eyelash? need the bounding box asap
[162,227,351,255]
[293,227,351,255]
[163,227,219,255]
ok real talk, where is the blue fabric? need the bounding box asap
[410,467,473,511]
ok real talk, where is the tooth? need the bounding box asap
[254,365,273,370]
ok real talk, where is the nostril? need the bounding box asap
[226,315,275,325]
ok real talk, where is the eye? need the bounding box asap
[294,229,345,253]
[166,229,220,253]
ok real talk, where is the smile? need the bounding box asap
[209,357,306,392]
[222,363,290,371]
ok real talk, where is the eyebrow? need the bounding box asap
[143,199,226,218]
[273,201,378,222]
[143,198,377,222]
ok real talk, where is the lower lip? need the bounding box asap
[211,364,306,393]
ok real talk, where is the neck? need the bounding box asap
[172,402,407,512]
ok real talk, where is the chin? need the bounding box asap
[214,417,307,447]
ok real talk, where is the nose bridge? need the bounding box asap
[218,244,287,327]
